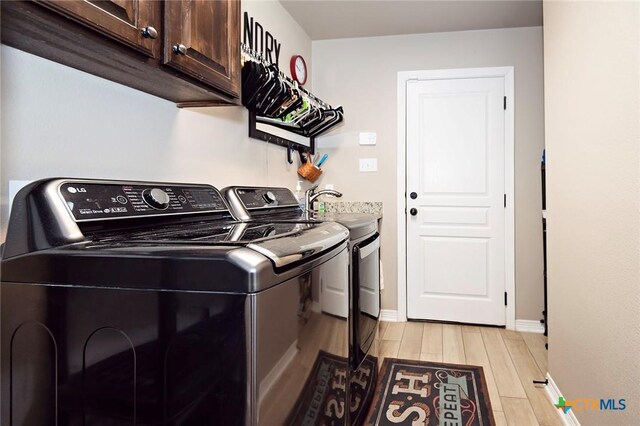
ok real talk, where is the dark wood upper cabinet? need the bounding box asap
[164,0,241,98]
[39,0,162,58]
[1,0,241,106]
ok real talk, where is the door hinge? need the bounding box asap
[504,194,507,208]
[504,292,508,306]
[503,96,507,110]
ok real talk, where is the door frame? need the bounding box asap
[396,67,515,329]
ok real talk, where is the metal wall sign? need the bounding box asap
[243,12,282,67]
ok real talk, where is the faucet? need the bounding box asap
[305,186,342,212]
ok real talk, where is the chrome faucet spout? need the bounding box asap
[304,188,342,211]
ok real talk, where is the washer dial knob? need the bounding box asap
[143,188,170,210]
[263,191,276,204]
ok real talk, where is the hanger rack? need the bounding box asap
[241,43,344,161]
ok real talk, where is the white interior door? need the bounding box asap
[406,76,506,325]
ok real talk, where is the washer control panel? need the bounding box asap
[59,181,228,221]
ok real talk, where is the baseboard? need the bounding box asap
[380,309,400,322]
[378,315,545,329]
[545,373,581,426]
[515,319,545,334]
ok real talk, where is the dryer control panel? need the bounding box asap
[233,187,298,209]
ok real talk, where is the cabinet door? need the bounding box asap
[164,0,241,98]
[39,0,161,58]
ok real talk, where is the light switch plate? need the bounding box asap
[359,158,378,172]
[359,132,377,145]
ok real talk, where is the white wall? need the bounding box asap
[0,0,312,238]
[312,27,545,320]
[544,1,640,423]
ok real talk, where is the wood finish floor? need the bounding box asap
[375,321,561,426]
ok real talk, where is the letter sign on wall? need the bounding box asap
[243,12,282,67]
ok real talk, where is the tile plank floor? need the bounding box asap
[375,321,562,426]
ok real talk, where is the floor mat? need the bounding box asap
[364,358,495,426]
[286,350,378,425]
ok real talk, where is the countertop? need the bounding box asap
[322,201,383,218]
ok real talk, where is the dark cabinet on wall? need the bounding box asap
[39,0,162,58]
[164,0,240,99]
[1,0,241,106]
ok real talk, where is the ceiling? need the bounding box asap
[279,0,543,40]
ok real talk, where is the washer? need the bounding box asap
[1,178,353,425]
[224,186,381,425]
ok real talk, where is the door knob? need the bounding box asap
[410,192,417,199]
[140,26,158,39]
[409,208,418,216]
[173,44,187,55]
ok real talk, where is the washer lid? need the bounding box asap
[86,220,349,269]
[247,222,349,269]
[0,242,346,294]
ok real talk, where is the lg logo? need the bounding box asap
[67,187,87,194]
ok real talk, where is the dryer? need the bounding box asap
[223,186,381,425]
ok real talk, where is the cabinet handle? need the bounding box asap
[140,26,158,39]
[173,44,187,55]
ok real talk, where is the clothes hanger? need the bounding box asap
[242,61,265,106]
[267,74,305,118]
[307,106,344,137]
[262,79,292,117]
[274,87,301,118]
[242,60,271,108]
[247,64,279,112]
[255,76,285,115]
[275,84,303,119]
[289,96,314,124]
[298,105,325,130]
